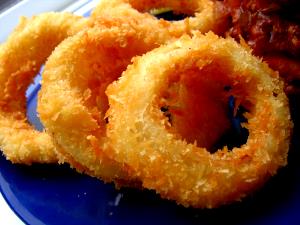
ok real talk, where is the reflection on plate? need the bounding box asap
[1,1,300,224]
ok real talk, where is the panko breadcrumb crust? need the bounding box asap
[38,22,165,182]
[0,12,88,164]
[0,0,293,210]
[106,32,293,208]
[92,0,227,38]
[38,0,230,182]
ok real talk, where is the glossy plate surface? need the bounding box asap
[1,1,300,225]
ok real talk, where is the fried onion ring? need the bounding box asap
[0,12,88,164]
[105,32,293,208]
[91,0,227,38]
[38,22,166,182]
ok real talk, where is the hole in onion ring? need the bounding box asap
[211,96,249,152]
[127,0,197,21]
[26,70,44,131]
[150,8,190,21]
[159,59,250,153]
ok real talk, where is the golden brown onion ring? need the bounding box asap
[0,12,88,164]
[38,22,166,182]
[91,0,227,38]
[105,32,293,208]
[91,7,232,150]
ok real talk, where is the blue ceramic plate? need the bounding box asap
[1,1,300,225]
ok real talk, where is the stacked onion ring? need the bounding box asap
[105,32,293,208]
[38,1,230,181]
[0,12,88,164]
[92,0,228,39]
[37,21,169,183]
[0,0,294,209]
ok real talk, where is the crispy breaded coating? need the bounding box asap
[106,32,293,208]
[0,12,88,164]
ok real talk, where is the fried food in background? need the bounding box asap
[219,0,300,94]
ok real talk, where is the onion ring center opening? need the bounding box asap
[26,71,44,131]
[158,57,250,152]
[150,8,190,21]
[128,0,198,21]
